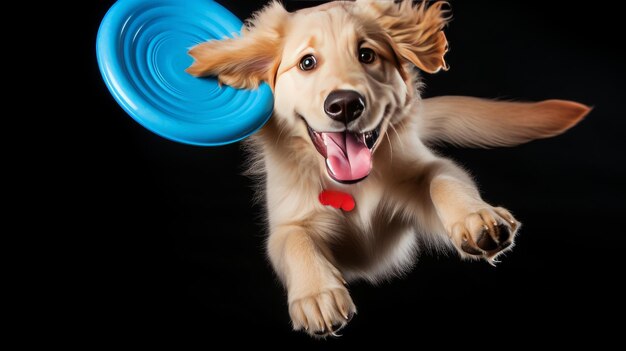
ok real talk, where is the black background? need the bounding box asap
[84,0,624,346]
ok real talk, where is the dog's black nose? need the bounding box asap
[324,90,366,123]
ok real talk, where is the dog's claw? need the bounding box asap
[331,322,346,332]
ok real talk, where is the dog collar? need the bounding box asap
[319,190,355,212]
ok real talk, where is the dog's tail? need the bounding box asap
[419,96,591,148]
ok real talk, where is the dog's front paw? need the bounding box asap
[449,206,520,261]
[289,286,356,338]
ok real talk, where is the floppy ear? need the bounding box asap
[360,0,450,73]
[420,96,591,148]
[186,1,287,89]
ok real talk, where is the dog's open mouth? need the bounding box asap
[305,121,381,184]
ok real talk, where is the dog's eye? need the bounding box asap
[359,48,376,64]
[299,55,317,71]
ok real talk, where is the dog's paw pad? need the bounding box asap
[450,207,520,260]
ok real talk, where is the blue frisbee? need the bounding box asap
[96,0,274,146]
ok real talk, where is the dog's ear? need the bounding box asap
[186,1,287,89]
[360,0,449,74]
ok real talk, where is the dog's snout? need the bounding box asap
[324,90,366,123]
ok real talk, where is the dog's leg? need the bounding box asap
[267,225,356,337]
[429,169,521,261]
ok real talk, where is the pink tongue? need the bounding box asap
[322,132,372,182]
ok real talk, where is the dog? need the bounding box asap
[186,0,589,337]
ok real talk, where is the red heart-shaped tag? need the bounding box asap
[319,190,355,212]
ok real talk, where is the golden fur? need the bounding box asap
[187,0,590,337]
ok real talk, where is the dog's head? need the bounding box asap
[187,0,449,183]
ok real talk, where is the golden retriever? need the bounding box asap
[187,0,589,337]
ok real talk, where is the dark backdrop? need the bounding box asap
[85,0,625,346]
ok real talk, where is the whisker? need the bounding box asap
[276,121,289,146]
[389,123,404,150]
[385,130,393,162]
